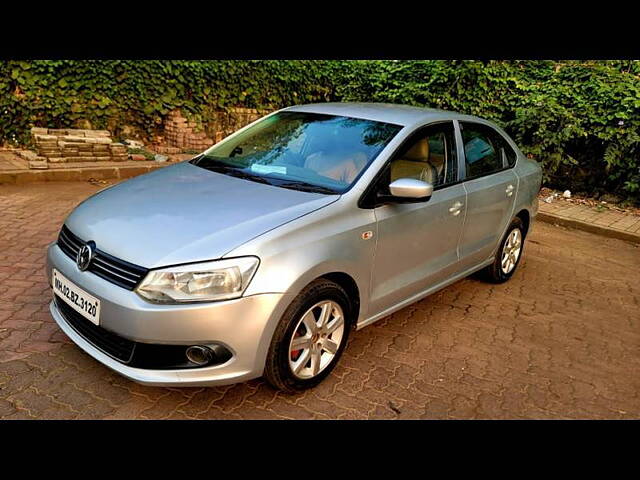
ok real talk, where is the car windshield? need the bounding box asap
[191,111,402,194]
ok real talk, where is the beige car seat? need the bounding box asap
[304,151,360,184]
[391,138,444,185]
[427,153,446,184]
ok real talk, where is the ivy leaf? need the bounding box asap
[97,97,111,108]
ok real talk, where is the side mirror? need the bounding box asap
[386,178,434,202]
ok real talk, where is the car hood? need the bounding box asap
[65,162,339,268]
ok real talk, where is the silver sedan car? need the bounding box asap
[46,103,542,392]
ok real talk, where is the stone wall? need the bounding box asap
[28,107,274,162]
[152,107,270,154]
[205,107,266,142]
[152,111,214,154]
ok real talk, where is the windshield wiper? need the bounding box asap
[272,180,340,195]
[225,169,273,185]
[193,157,339,194]
[193,157,273,185]
[192,156,240,171]
[207,165,273,185]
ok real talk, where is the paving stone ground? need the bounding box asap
[1,181,639,419]
[538,198,640,243]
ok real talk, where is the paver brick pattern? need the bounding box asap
[539,200,640,235]
[1,182,639,419]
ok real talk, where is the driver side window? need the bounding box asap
[388,122,458,188]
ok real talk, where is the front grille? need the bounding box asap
[55,295,136,363]
[57,225,148,290]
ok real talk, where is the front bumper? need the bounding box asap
[47,243,289,386]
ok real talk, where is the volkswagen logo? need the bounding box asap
[76,241,96,271]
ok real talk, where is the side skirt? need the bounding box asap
[356,257,494,331]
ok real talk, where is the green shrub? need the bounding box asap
[0,60,336,145]
[334,60,640,201]
[1,60,638,201]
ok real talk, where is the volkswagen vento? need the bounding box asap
[46,103,542,391]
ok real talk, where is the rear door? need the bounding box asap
[456,121,518,270]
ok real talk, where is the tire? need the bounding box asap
[264,279,353,392]
[482,217,525,284]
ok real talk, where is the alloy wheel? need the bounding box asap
[288,300,345,379]
[501,228,522,274]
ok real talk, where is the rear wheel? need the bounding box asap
[264,279,352,392]
[483,217,525,283]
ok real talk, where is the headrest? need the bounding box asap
[403,138,430,162]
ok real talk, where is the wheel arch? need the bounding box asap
[253,264,366,373]
[515,208,531,237]
[317,271,360,327]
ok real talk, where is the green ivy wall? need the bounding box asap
[1,60,639,199]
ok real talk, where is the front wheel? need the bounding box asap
[264,279,352,392]
[483,217,525,283]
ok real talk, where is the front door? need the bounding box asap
[369,121,466,316]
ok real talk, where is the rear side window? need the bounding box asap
[460,122,503,178]
[460,122,517,178]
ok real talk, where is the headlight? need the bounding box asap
[136,257,259,304]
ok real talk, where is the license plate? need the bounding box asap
[52,268,101,325]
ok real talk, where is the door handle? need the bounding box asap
[449,201,464,216]
[506,184,514,197]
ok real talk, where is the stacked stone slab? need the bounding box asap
[31,127,128,163]
[161,111,214,152]
[14,147,48,169]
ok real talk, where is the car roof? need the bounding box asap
[281,102,487,128]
